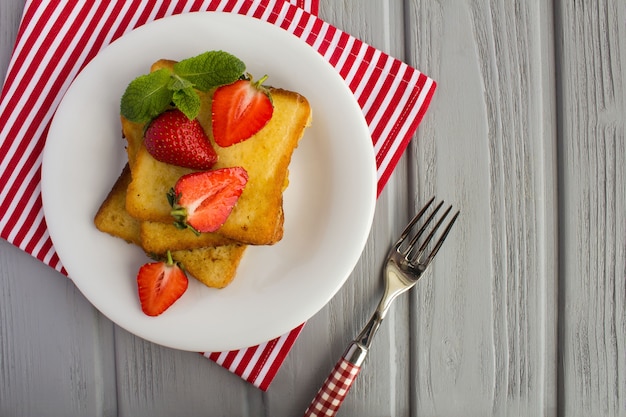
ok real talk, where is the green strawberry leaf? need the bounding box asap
[120,68,173,122]
[173,51,245,91]
[172,87,201,120]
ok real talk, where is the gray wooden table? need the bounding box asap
[1,0,624,416]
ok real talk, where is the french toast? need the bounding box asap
[94,164,142,246]
[95,56,311,294]
[169,244,246,289]
[139,220,233,254]
[124,60,312,245]
[139,204,284,253]
[94,164,246,288]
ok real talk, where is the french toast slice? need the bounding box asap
[169,245,246,289]
[94,164,142,246]
[121,116,144,170]
[124,60,312,245]
[139,203,284,254]
[139,220,234,254]
[95,164,246,288]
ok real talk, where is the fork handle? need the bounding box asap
[303,342,366,417]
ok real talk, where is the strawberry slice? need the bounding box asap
[211,75,274,147]
[144,109,218,170]
[168,167,249,234]
[136,251,188,317]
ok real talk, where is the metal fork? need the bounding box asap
[303,197,459,417]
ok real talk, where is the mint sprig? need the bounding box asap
[172,87,201,120]
[120,68,172,122]
[173,51,246,91]
[120,51,245,123]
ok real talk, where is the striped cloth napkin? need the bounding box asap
[0,0,436,391]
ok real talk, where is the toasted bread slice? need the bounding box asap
[139,202,284,253]
[94,164,142,246]
[170,244,246,289]
[140,220,234,254]
[95,164,246,288]
[125,144,192,221]
[124,60,312,245]
[121,116,144,169]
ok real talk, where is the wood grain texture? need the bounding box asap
[0,241,118,417]
[113,329,263,416]
[406,0,558,415]
[556,0,626,416]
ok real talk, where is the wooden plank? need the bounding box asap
[113,328,262,416]
[406,0,558,415]
[556,0,626,415]
[267,1,414,415]
[0,240,118,416]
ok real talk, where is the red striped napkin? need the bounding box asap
[0,0,435,391]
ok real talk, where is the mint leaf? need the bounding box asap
[172,87,201,120]
[174,51,245,91]
[120,68,173,122]
[168,74,193,91]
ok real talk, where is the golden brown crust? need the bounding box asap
[140,221,234,254]
[124,143,192,223]
[94,164,142,246]
[121,116,144,169]
[150,59,177,72]
[172,244,247,289]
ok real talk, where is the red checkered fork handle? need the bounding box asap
[303,342,366,417]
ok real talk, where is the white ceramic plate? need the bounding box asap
[42,12,376,352]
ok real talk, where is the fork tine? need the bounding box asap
[397,197,460,265]
[395,196,436,251]
[414,204,452,254]
[423,209,460,264]
[397,196,435,244]
[400,197,459,265]
[404,200,445,254]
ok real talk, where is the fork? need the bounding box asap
[303,197,459,417]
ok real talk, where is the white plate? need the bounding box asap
[42,12,376,352]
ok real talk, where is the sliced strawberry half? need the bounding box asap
[168,167,249,234]
[211,75,274,147]
[145,109,218,170]
[136,251,188,317]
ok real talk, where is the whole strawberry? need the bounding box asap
[212,75,274,147]
[137,251,188,317]
[168,167,249,234]
[144,109,218,170]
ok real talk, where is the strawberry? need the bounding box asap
[144,109,218,170]
[168,167,249,234]
[211,75,274,147]
[136,251,188,317]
